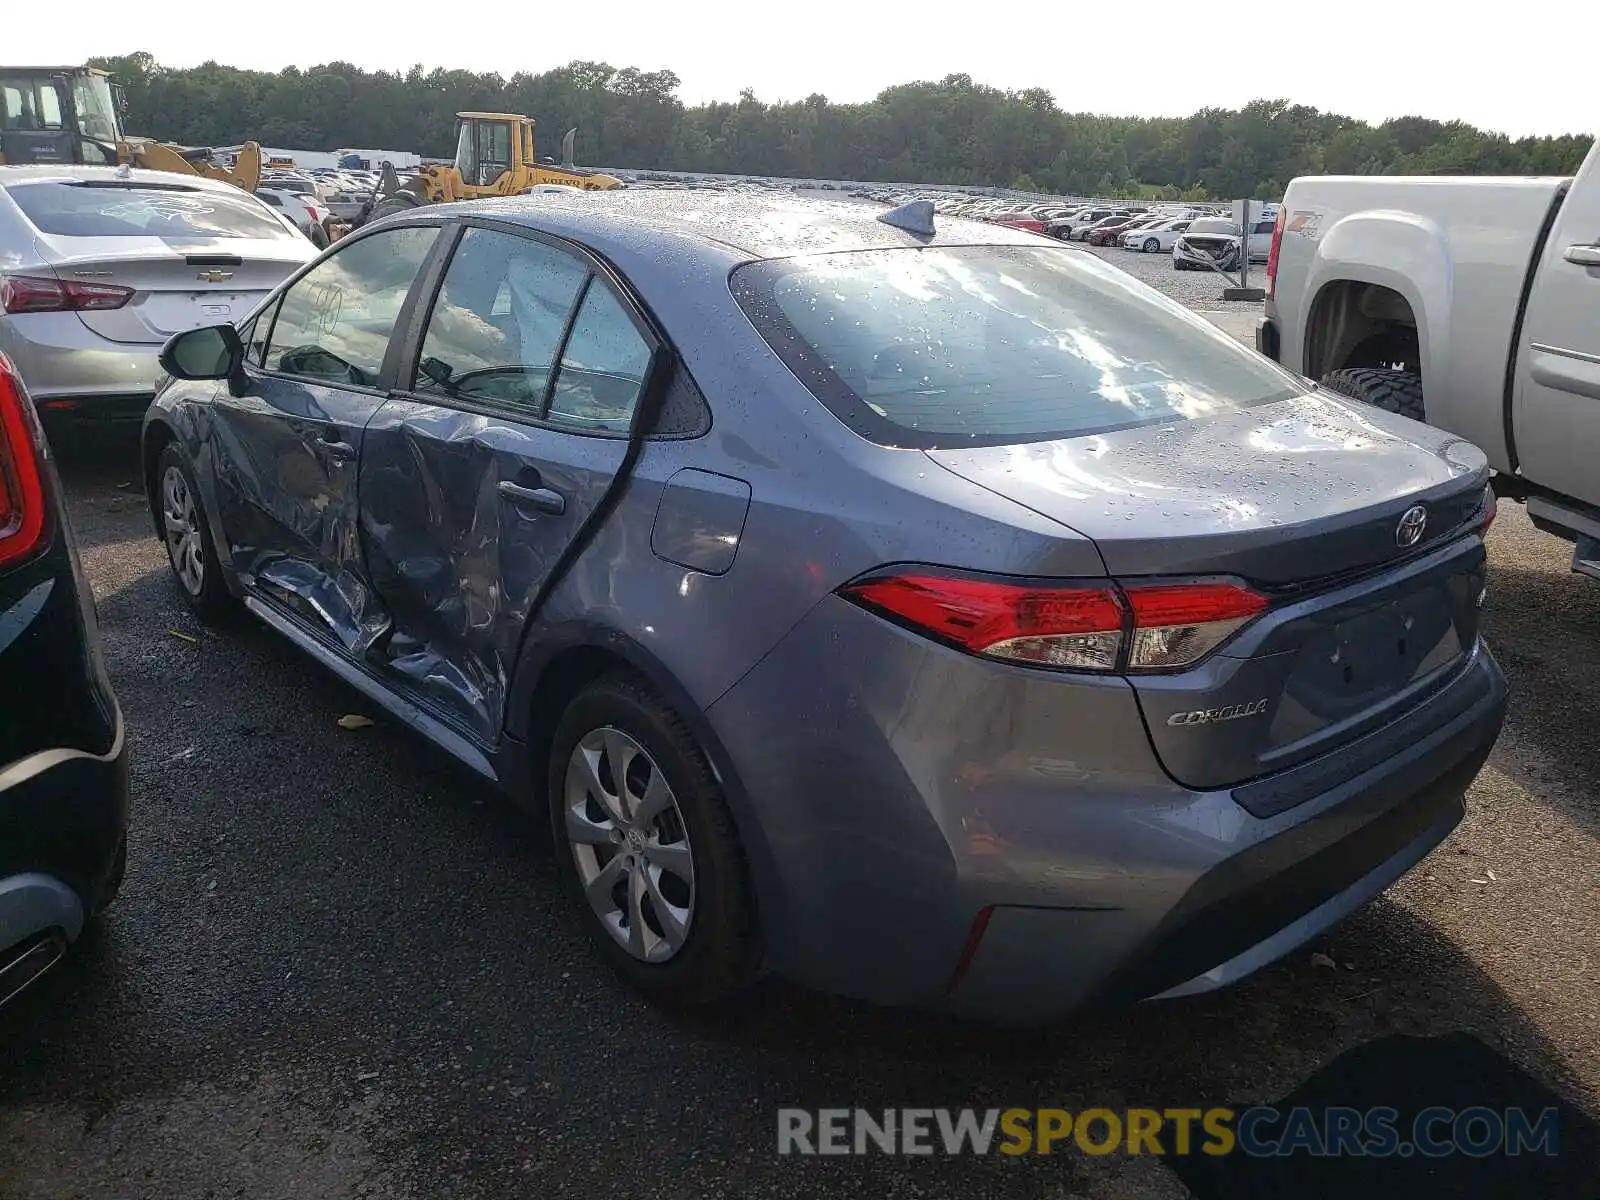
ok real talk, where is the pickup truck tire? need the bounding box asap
[1320,367,1426,421]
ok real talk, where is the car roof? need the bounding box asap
[426,190,1049,264]
[0,165,250,197]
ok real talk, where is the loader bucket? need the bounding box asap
[126,139,262,193]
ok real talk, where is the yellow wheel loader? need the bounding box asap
[0,66,261,190]
[361,112,622,223]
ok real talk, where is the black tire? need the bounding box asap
[1319,367,1426,421]
[366,196,420,223]
[1142,237,1160,253]
[547,673,760,1007]
[154,444,234,619]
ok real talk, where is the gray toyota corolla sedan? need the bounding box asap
[143,193,1506,1023]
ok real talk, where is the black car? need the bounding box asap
[0,351,127,1008]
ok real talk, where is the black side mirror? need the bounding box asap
[160,324,244,390]
[419,355,454,386]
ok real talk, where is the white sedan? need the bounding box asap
[256,187,333,247]
[1120,219,1192,252]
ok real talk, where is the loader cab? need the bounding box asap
[452,112,532,192]
[0,67,122,166]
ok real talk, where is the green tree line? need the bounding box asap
[89,52,1594,198]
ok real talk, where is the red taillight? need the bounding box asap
[840,572,1126,670]
[1480,486,1498,535]
[839,570,1269,673]
[0,353,47,569]
[0,274,134,314]
[1265,206,1286,297]
[1123,582,1268,670]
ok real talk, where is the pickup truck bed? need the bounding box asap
[1258,148,1600,575]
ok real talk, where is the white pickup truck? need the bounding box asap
[1258,140,1600,578]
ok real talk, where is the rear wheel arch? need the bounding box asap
[505,626,787,950]
[510,632,725,794]
[1304,278,1423,380]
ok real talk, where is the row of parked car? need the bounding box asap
[848,185,1280,272]
[0,160,1512,1028]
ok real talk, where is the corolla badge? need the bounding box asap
[1396,505,1429,548]
[1166,699,1270,727]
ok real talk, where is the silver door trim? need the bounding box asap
[1529,342,1600,367]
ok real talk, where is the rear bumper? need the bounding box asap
[0,311,160,408]
[708,597,1506,1024]
[0,702,129,957]
[1257,313,1281,361]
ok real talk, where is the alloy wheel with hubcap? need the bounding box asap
[564,726,696,963]
[154,444,231,617]
[161,464,205,597]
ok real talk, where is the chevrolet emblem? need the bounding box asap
[196,269,234,283]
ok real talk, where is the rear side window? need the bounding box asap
[6,181,295,239]
[733,246,1307,449]
[548,285,654,433]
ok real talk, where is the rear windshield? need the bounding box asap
[733,246,1307,448]
[5,180,294,239]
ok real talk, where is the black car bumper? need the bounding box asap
[0,700,129,931]
[1257,315,1281,361]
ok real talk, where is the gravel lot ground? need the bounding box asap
[1,263,1596,1200]
[1085,241,1266,309]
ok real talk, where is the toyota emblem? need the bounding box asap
[1396,505,1428,548]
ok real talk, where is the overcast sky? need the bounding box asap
[11,0,1589,138]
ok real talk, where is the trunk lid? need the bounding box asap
[928,391,1492,788]
[36,233,308,344]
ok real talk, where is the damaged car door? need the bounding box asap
[360,223,659,742]
[209,224,440,649]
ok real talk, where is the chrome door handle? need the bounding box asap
[497,480,566,516]
[1563,243,1600,267]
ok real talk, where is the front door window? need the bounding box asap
[261,225,439,388]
